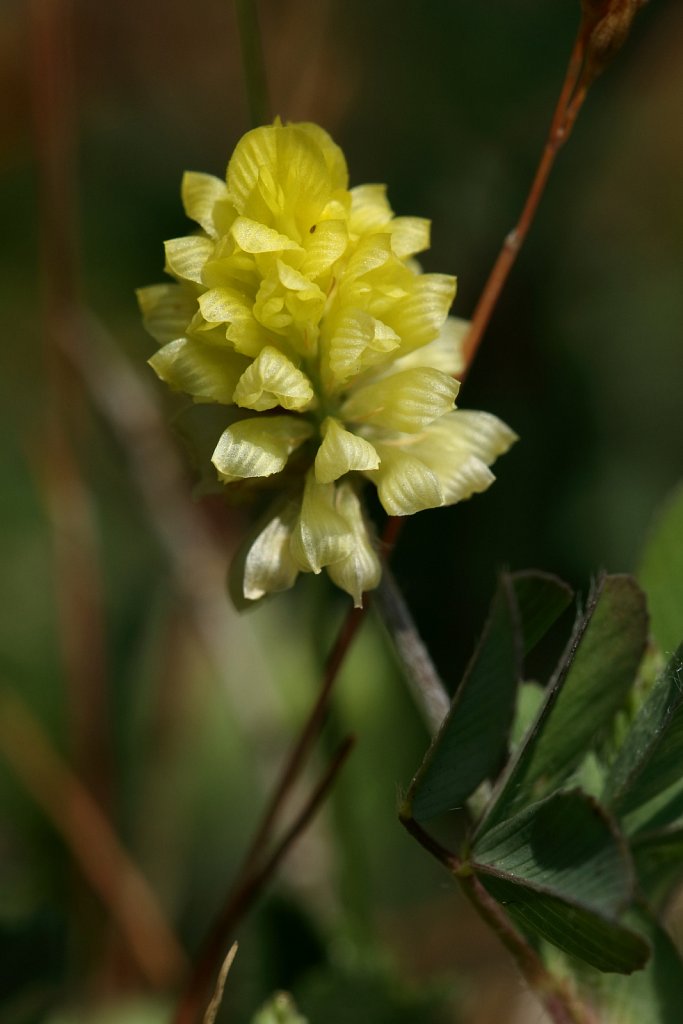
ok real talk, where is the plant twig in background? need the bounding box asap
[462,0,645,372]
[174,737,355,1024]
[235,0,270,127]
[0,689,187,988]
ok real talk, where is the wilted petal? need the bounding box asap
[367,445,444,516]
[243,500,301,600]
[181,171,232,238]
[164,236,214,284]
[326,482,381,606]
[290,473,354,573]
[341,367,459,433]
[212,415,313,481]
[137,284,196,345]
[314,417,380,483]
[149,337,249,404]
[233,346,315,411]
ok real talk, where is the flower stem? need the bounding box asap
[399,813,599,1024]
[235,0,270,127]
[462,24,590,373]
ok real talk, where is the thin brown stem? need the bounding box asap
[174,737,354,1024]
[461,27,589,374]
[0,689,187,988]
[399,813,598,1024]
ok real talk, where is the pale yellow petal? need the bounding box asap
[181,171,231,238]
[164,236,214,284]
[314,417,380,483]
[290,473,354,573]
[233,346,315,411]
[341,367,459,433]
[149,337,248,403]
[294,122,349,190]
[231,216,301,254]
[326,482,381,606]
[212,415,313,481]
[243,500,301,600]
[366,446,444,516]
[227,125,280,212]
[136,284,196,345]
[301,219,348,279]
[349,184,392,234]
[387,316,467,378]
[325,309,400,387]
[387,273,457,353]
[408,410,517,505]
[390,217,431,259]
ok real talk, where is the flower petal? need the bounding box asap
[387,316,468,378]
[231,216,301,254]
[233,346,315,411]
[212,415,313,481]
[366,446,444,516]
[390,217,430,259]
[314,417,380,483]
[411,410,517,504]
[387,273,457,353]
[149,337,249,403]
[164,236,214,284]
[181,171,232,238]
[326,482,381,607]
[290,473,354,573]
[341,367,459,433]
[349,184,392,234]
[137,284,196,345]
[242,500,301,600]
[301,219,348,279]
[325,308,400,387]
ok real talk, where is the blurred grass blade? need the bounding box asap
[604,644,683,827]
[638,483,683,657]
[478,575,648,835]
[472,790,634,916]
[406,572,571,821]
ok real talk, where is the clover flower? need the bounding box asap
[138,120,516,606]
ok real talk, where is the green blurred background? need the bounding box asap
[2,1,682,1022]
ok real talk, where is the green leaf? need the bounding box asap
[638,483,683,656]
[585,907,683,1023]
[604,645,683,828]
[479,875,649,973]
[406,572,571,820]
[631,826,683,907]
[478,575,648,834]
[472,790,634,916]
[511,570,573,654]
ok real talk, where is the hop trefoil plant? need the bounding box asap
[139,120,516,606]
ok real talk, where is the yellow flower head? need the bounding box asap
[138,120,516,606]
